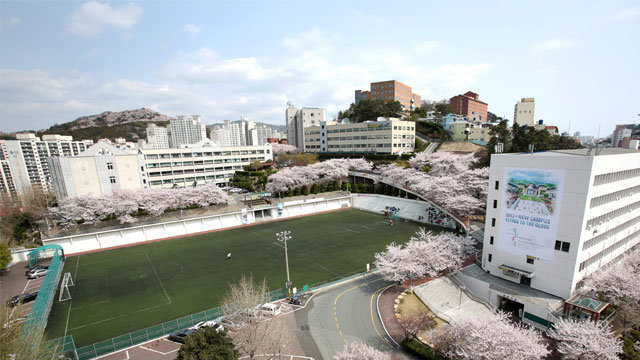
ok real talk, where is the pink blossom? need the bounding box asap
[580,246,640,303]
[271,143,297,155]
[549,318,622,360]
[428,311,549,360]
[374,228,477,282]
[333,342,390,360]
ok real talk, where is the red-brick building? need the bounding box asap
[355,80,421,111]
[450,91,488,122]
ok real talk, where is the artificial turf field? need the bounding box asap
[45,209,438,346]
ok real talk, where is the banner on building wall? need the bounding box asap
[497,167,565,262]
[241,208,248,225]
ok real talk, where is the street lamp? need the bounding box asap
[276,230,292,291]
[458,285,466,309]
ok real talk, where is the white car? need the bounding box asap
[28,268,47,279]
[257,303,281,317]
[192,320,224,332]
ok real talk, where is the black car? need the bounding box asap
[8,292,38,307]
[26,265,48,276]
[168,328,197,343]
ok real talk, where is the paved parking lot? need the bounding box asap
[1,260,49,319]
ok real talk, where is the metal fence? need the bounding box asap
[43,335,77,359]
[26,245,65,331]
[73,287,288,360]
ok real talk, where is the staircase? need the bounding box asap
[413,276,492,323]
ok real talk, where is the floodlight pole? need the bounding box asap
[276,230,292,286]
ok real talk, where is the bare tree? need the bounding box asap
[398,313,435,341]
[0,304,60,360]
[221,274,292,359]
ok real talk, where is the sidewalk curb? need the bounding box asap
[376,284,401,348]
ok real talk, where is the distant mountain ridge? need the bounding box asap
[58,108,173,130]
[33,108,174,142]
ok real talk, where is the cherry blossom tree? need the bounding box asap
[265,158,373,194]
[333,342,390,360]
[271,143,297,155]
[428,312,549,360]
[549,318,622,360]
[374,228,477,282]
[580,246,640,303]
[49,184,231,228]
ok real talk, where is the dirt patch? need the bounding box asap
[397,293,444,328]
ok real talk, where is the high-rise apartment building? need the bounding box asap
[48,142,147,199]
[145,124,170,149]
[450,91,488,122]
[513,98,535,126]
[169,115,207,148]
[0,133,88,197]
[285,104,326,151]
[355,80,421,111]
[210,120,247,147]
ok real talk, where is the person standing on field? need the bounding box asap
[226,252,232,261]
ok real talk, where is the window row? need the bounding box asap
[146,157,262,168]
[578,230,639,271]
[583,214,640,250]
[585,200,640,229]
[145,150,265,159]
[148,174,232,186]
[589,184,640,208]
[593,167,640,186]
[148,167,242,177]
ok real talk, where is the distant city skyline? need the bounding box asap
[1,1,639,136]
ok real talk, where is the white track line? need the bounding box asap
[146,252,171,304]
[78,253,145,267]
[64,256,80,337]
[345,228,360,233]
[67,302,170,331]
[71,297,110,311]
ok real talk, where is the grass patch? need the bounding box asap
[46,209,446,346]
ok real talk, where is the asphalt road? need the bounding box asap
[294,273,407,360]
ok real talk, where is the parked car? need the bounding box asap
[25,265,48,276]
[7,292,38,307]
[167,328,197,343]
[192,320,224,332]
[228,188,244,194]
[27,268,47,279]
[217,316,244,330]
[257,303,281,317]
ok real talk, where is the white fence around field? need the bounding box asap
[33,196,352,257]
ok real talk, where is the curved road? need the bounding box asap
[294,273,407,360]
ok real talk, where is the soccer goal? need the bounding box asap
[59,272,74,302]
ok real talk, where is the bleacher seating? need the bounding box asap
[352,194,456,229]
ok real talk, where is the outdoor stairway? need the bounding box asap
[413,276,493,322]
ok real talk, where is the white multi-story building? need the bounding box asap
[169,115,207,148]
[0,133,88,197]
[482,148,640,300]
[48,142,147,199]
[285,104,326,151]
[145,124,170,149]
[142,139,273,188]
[513,98,535,127]
[303,118,415,154]
[210,120,245,147]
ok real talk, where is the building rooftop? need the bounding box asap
[506,148,640,157]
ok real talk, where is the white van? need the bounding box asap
[258,303,281,317]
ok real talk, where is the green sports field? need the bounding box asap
[45,209,438,346]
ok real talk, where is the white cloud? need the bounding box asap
[183,24,201,38]
[67,1,143,38]
[0,27,493,131]
[80,48,101,60]
[2,16,22,26]
[530,38,576,52]
[615,7,640,20]
[351,10,384,24]
[414,40,442,53]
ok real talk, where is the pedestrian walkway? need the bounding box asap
[413,276,492,323]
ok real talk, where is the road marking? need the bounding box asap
[370,285,393,348]
[141,345,179,355]
[332,277,386,344]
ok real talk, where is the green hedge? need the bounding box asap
[400,338,448,360]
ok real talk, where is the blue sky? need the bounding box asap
[1,0,639,136]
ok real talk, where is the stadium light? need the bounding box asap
[276,230,292,289]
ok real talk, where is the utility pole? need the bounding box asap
[276,230,292,289]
